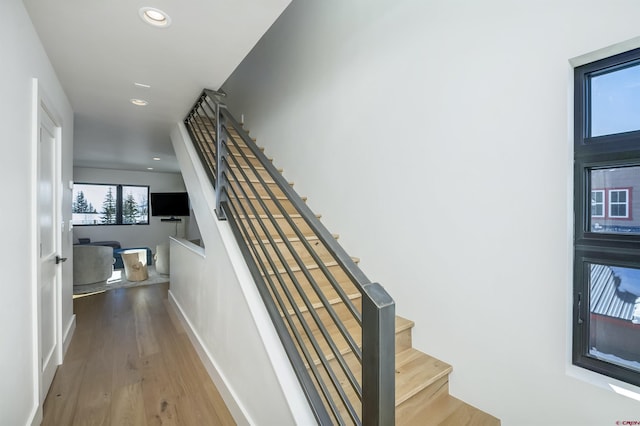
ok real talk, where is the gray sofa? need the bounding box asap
[75,239,121,249]
[73,245,114,286]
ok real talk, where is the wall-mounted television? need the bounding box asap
[150,192,190,217]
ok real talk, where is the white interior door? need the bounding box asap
[38,105,60,400]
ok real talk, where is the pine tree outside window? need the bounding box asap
[72,183,149,226]
[101,186,117,224]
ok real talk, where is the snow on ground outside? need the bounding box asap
[611,266,640,296]
[591,348,640,372]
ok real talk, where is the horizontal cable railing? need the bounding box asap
[184,89,395,425]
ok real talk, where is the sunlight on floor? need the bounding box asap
[73,290,105,299]
[73,266,169,298]
[74,270,122,299]
[107,269,123,284]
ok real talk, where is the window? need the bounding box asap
[72,183,149,226]
[574,48,640,387]
[591,190,604,217]
[591,63,640,137]
[609,189,629,218]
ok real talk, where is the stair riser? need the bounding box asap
[239,217,318,244]
[396,326,412,353]
[298,313,411,360]
[226,175,277,186]
[227,151,266,168]
[226,143,261,159]
[251,239,336,271]
[265,264,360,296]
[261,268,359,313]
[188,127,214,145]
[295,298,362,338]
[190,124,252,144]
[227,164,276,182]
[303,328,420,425]
[395,376,449,424]
[293,314,410,373]
[191,122,261,151]
[229,196,299,216]
[201,153,276,183]
[296,294,362,320]
[195,144,217,162]
[227,180,284,198]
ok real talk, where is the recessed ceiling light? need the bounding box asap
[139,7,171,28]
[152,157,161,161]
[134,82,151,88]
[130,98,148,106]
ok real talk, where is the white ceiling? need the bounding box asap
[24,0,290,173]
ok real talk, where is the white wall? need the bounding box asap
[169,123,314,425]
[72,167,190,250]
[0,0,74,424]
[221,1,640,424]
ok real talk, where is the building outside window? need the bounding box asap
[609,189,629,218]
[591,190,604,218]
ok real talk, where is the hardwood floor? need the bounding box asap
[42,283,236,426]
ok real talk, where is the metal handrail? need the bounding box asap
[221,125,363,361]
[184,89,395,425]
[221,136,362,420]
[220,117,364,329]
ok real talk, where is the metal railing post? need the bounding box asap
[212,91,227,220]
[362,282,396,426]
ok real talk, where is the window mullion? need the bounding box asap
[116,185,123,224]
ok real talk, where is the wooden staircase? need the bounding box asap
[186,113,499,425]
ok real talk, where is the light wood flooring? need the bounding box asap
[42,283,236,426]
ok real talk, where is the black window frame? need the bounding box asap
[574,47,640,387]
[72,182,150,226]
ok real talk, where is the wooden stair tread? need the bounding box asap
[233,193,291,201]
[262,263,362,309]
[398,393,500,426]
[192,123,258,144]
[259,260,353,290]
[395,349,451,406]
[226,162,283,173]
[251,234,340,245]
[262,259,340,277]
[226,174,284,185]
[225,148,274,164]
[234,212,319,220]
[285,293,362,317]
[270,279,360,316]
[299,315,413,367]
[302,331,454,424]
[396,316,414,334]
[230,180,305,203]
[249,238,359,269]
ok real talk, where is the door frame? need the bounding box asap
[30,78,64,418]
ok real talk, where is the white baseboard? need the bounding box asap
[167,290,251,426]
[28,403,42,426]
[29,315,75,426]
[62,314,76,356]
